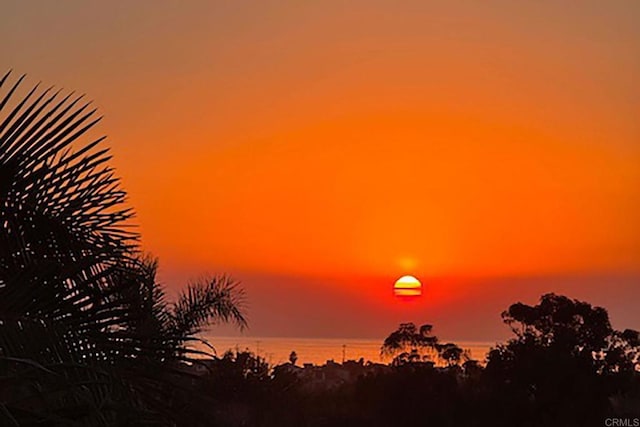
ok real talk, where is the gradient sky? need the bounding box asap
[3,1,639,341]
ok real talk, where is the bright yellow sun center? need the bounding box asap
[393,275,422,297]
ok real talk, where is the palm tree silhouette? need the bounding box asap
[0,70,246,426]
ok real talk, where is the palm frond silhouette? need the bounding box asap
[0,70,246,426]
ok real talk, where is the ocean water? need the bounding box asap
[204,336,494,366]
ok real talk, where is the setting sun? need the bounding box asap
[393,275,422,297]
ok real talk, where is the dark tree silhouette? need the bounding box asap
[0,71,246,426]
[381,323,439,366]
[485,293,640,426]
[495,293,639,373]
[437,342,467,366]
[381,323,470,367]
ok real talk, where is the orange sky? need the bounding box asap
[4,1,639,340]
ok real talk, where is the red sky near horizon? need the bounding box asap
[4,1,639,341]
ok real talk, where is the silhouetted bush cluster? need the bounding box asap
[194,294,640,427]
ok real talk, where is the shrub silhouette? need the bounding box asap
[485,293,640,426]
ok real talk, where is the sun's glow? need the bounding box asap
[394,275,422,297]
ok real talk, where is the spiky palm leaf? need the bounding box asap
[0,70,150,425]
[115,258,247,361]
[1,71,248,426]
[0,70,139,349]
[172,275,247,340]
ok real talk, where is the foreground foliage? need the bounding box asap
[198,294,640,427]
[0,71,245,426]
